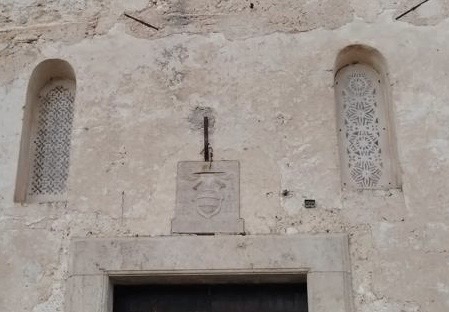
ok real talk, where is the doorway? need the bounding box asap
[113,283,308,312]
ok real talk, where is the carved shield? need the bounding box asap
[193,175,226,219]
[196,189,223,218]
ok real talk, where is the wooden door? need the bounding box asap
[113,283,308,312]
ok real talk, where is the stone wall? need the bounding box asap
[1,0,448,311]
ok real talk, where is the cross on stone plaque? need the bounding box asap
[171,116,244,234]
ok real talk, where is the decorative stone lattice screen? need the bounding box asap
[335,64,395,189]
[27,79,75,202]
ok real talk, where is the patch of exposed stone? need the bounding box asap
[123,0,353,40]
[395,0,449,25]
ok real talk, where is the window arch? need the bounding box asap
[15,59,76,203]
[335,46,399,189]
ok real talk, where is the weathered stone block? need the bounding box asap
[172,161,244,234]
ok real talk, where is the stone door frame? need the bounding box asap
[66,234,353,312]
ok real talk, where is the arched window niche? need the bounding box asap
[14,59,76,203]
[334,45,400,190]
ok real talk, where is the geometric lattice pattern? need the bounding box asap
[28,80,75,198]
[337,64,388,189]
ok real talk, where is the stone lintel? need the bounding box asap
[70,234,349,276]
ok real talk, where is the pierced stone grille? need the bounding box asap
[336,64,391,189]
[28,80,75,200]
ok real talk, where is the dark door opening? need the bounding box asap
[113,283,308,312]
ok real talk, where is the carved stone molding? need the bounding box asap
[66,234,353,312]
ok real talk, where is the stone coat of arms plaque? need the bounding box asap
[171,160,244,234]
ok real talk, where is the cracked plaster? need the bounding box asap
[1,1,449,312]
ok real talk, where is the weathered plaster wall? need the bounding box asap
[1,0,448,311]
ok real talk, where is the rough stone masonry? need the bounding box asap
[1,0,449,311]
